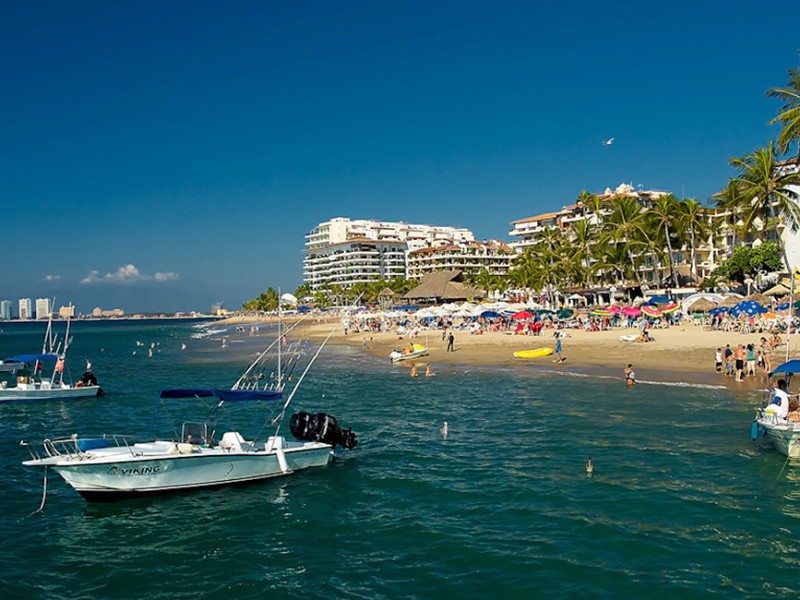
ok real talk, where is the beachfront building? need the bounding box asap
[0,300,11,320]
[303,217,475,291]
[58,305,75,319]
[508,183,723,292]
[92,307,125,318]
[18,298,32,320]
[406,239,514,281]
[35,298,51,320]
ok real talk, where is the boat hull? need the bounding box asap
[390,349,429,363]
[0,384,101,402]
[26,440,333,501]
[757,417,800,458]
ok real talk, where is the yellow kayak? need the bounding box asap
[514,348,554,359]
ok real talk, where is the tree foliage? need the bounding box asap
[712,242,783,284]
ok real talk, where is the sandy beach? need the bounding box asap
[219,314,789,390]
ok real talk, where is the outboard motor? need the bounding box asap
[80,370,98,386]
[290,411,357,450]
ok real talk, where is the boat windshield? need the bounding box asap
[181,422,209,446]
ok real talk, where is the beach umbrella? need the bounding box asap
[660,302,680,314]
[745,293,770,306]
[718,296,742,308]
[607,305,621,314]
[709,306,731,316]
[641,305,662,317]
[556,308,574,319]
[647,295,671,304]
[536,309,556,315]
[511,310,533,320]
[621,306,641,317]
[731,300,768,317]
[591,309,613,317]
[688,298,717,313]
[480,310,501,319]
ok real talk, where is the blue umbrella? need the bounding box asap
[647,295,671,304]
[480,310,502,319]
[731,300,767,317]
[709,306,731,316]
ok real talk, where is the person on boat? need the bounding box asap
[624,364,636,385]
[767,379,791,420]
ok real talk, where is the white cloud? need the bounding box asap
[42,274,62,282]
[80,264,179,285]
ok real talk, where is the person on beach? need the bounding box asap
[734,344,746,382]
[746,344,756,376]
[447,332,455,352]
[624,364,636,385]
[553,333,564,362]
[724,344,733,377]
[715,348,722,373]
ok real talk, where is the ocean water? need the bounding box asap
[1,319,799,599]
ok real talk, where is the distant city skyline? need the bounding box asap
[2,1,800,312]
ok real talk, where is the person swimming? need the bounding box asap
[585,457,594,475]
[440,421,449,438]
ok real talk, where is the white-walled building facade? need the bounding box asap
[406,239,514,280]
[35,298,51,320]
[303,217,475,291]
[19,298,32,320]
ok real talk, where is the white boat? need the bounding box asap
[21,392,355,502]
[753,359,800,458]
[0,313,101,402]
[21,317,356,503]
[389,343,429,363]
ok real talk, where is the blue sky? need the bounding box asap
[2,1,799,314]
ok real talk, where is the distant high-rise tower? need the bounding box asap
[0,300,11,320]
[19,298,32,320]
[35,298,51,320]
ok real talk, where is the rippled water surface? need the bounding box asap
[2,320,800,599]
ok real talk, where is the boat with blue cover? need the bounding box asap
[754,359,800,458]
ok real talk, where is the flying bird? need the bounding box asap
[601,137,614,146]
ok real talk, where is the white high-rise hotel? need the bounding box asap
[304,217,474,290]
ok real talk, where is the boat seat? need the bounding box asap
[220,432,245,452]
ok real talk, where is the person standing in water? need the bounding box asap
[624,364,636,385]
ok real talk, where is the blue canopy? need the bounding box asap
[297,306,312,313]
[159,388,282,401]
[480,310,502,318]
[647,295,671,304]
[731,300,768,317]
[4,353,59,363]
[770,360,800,375]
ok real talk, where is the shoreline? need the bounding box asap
[223,315,784,395]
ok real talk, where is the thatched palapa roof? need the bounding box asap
[402,271,484,303]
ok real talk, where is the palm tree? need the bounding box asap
[647,194,681,287]
[677,199,709,283]
[767,67,800,158]
[728,142,800,274]
[601,195,646,287]
[570,219,597,287]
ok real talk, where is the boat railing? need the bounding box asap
[20,433,137,461]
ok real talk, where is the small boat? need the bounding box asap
[0,312,101,402]
[390,343,429,363]
[513,348,554,359]
[21,316,356,503]
[754,359,800,458]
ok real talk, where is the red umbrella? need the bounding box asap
[607,305,621,314]
[512,311,534,320]
[661,302,680,314]
[641,305,662,317]
[621,306,641,317]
